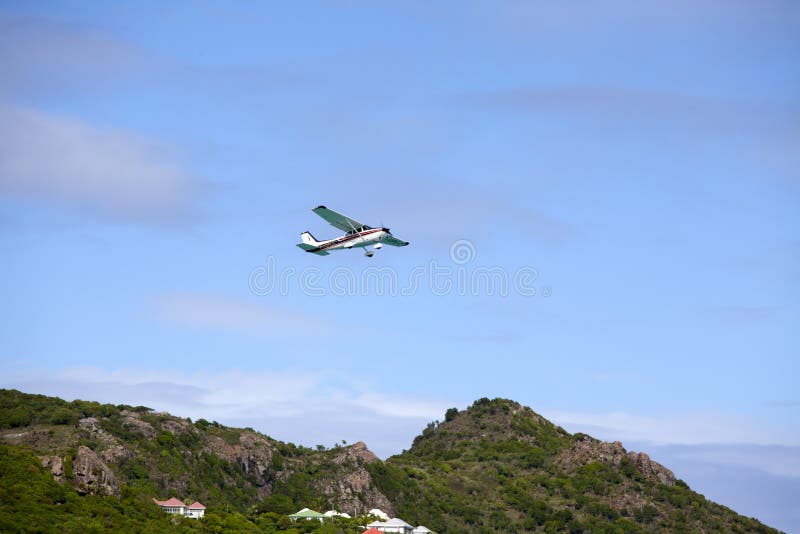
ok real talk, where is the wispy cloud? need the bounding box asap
[0,11,148,97]
[653,443,800,479]
[546,408,800,447]
[0,366,452,457]
[149,292,332,336]
[0,103,200,224]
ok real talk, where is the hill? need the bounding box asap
[0,390,781,533]
[373,398,777,532]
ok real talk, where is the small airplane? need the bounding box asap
[297,205,409,257]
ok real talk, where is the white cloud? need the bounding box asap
[0,365,450,458]
[665,444,800,479]
[149,292,332,336]
[0,103,198,223]
[544,408,800,447]
[352,393,452,420]
[3,364,799,460]
[0,12,148,96]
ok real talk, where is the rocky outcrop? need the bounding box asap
[77,417,101,430]
[204,431,275,491]
[40,455,65,483]
[78,417,120,448]
[314,442,395,517]
[560,436,630,466]
[72,445,120,496]
[162,419,192,435]
[557,435,675,486]
[2,426,76,451]
[77,417,133,466]
[120,410,156,438]
[626,450,675,485]
[333,441,379,465]
[100,444,132,464]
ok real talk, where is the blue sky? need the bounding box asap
[1,1,798,530]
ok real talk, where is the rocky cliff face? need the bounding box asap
[120,410,156,438]
[72,445,120,497]
[313,441,395,517]
[203,429,277,499]
[40,455,64,483]
[627,450,675,486]
[556,434,676,486]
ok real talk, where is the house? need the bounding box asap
[363,529,383,534]
[153,497,206,519]
[366,517,414,533]
[186,501,206,519]
[412,527,435,534]
[288,507,325,522]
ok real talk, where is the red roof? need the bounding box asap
[153,497,187,507]
[363,529,383,534]
[188,501,206,509]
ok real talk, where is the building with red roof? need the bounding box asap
[153,497,205,518]
[187,501,206,519]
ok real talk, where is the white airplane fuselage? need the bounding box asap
[303,228,389,253]
[298,206,409,257]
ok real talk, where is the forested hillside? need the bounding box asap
[0,390,780,533]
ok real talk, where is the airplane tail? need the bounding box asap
[300,231,320,245]
[297,231,330,255]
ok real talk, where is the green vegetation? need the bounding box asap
[1,443,190,533]
[0,390,781,533]
[0,444,380,533]
[0,389,143,429]
[370,398,779,533]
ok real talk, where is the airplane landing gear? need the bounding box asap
[364,250,374,257]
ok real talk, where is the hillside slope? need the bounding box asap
[0,390,781,533]
[369,398,778,533]
[0,389,391,517]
